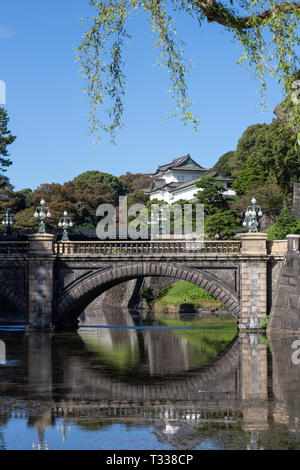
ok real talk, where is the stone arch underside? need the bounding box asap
[55,263,241,327]
[0,276,27,313]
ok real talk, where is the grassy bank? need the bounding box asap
[152,280,224,312]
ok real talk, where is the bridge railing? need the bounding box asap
[54,240,242,256]
[0,241,29,255]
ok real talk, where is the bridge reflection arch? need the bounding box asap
[55,262,241,329]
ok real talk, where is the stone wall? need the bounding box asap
[268,235,300,333]
[89,279,141,309]
[268,256,300,332]
[88,276,178,310]
[267,258,284,313]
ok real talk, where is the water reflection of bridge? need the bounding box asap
[0,322,262,424]
[1,323,300,448]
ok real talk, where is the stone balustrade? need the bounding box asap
[54,240,242,256]
[0,241,29,255]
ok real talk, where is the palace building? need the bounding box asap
[145,154,235,203]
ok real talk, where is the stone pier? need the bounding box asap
[28,234,56,329]
[240,233,268,329]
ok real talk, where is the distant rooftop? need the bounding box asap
[154,154,207,175]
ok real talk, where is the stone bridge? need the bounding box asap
[0,232,292,330]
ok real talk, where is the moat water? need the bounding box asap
[0,308,299,450]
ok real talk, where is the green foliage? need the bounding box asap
[261,335,270,347]
[212,151,236,177]
[146,197,165,207]
[205,210,240,240]
[232,157,269,195]
[0,108,16,175]
[139,286,155,305]
[16,188,33,210]
[119,172,153,192]
[77,1,300,142]
[195,175,229,215]
[156,318,237,369]
[268,207,300,240]
[72,170,127,199]
[13,207,38,231]
[1,169,153,232]
[155,280,223,309]
[194,176,239,239]
[231,121,300,195]
[230,180,285,222]
[260,316,269,329]
[212,120,299,234]
[127,189,149,206]
[81,335,139,369]
[12,179,116,231]
[0,178,25,224]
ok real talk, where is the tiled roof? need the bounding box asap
[154,154,207,174]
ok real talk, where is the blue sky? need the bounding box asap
[1,0,282,191]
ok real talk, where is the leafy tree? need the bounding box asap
[195,175,229,215]
[0,108,16,175]
[212,151,237,177]
[77,0,300,141]
[13,207,39,232]
[0,178,23,215]
[119,172,153,192]
[14,180,116,231]
[232,121,299,194]
[231,157,269,195]
[72,171,127,200]
[213,120,300,197]
[230,180,285,222]
[127,189,149,207]
[146,198,166,209]
[16,188,33,210]
[271,207,299,239]
[64,180,116,227]
[205,210,239,240]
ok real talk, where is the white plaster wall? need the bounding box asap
[150,183,235,202]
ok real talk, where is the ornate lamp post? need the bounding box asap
[2,208,14,236]
[243,198,263,233]
[58,210,73,241]
[34,199,51,234]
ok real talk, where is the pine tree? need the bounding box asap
[0,107,16,175]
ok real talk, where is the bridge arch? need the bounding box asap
[55,262,240,329]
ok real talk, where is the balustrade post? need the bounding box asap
[287,234,300,252]
[27,234,56,330]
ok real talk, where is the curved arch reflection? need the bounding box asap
[2,324,300,449]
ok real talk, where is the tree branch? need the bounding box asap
[195,0,300,29]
